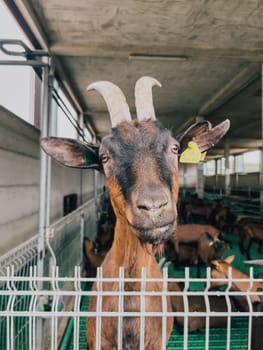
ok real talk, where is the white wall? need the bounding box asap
[0,106,103,255]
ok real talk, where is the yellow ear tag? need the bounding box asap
[180,141,201,163]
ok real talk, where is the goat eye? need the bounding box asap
[171,144,179,154]
[100,154,109,163]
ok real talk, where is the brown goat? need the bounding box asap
[170,224,220,253]
[211,255,263,350]
[180,197,211,223]
[236,218,263,259]
[207,198,237,230]
[168,280,237,333]
[165,230,226,277]
[41,76,229,349]
[211,255,263,308]
[198,232,226,266]
[165,240,199,267]
[83,222,114,277]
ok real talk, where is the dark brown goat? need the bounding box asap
[211,255,263,309]
[41,76,229,349]
[208,199,237,231]
[211,256,263,350]
[180,197,211,223]
[236,217,263,259]
[170,224,221,253]
[168,280,237,333]
[198,232,226,266]
[165,240,199,267]
[165,230,226,277]
[83,221,114,277]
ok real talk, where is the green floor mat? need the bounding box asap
[61,230,261,349]
[63,294,249,350]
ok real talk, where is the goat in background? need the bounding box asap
[41,76,229,349]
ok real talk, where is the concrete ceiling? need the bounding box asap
[14,0,263,159]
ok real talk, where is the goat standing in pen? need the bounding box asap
[41,76,229,349]
[211,255,263,350]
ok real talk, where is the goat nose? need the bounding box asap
[137,196,169,222]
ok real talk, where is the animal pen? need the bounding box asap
[1,214,263,350]
[1,11,263,350]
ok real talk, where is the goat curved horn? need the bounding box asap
[87,81,131,127]
[135,76,161,121]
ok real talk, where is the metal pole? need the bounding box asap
[36,58,53,349]
[260,63,263,217]
[195,116,204,198]
[225,141,231,196]
[196,162,204,199]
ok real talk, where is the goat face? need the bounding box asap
[41,77,230,247]
[100,120,179,244]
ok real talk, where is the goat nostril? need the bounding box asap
[137,200,169,215]
[138,204,149,212]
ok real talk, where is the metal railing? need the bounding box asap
[0,197,98,350]
[0,265,262,350]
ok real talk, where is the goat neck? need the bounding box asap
[106,217,163,278]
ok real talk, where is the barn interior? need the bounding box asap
[0,1,263,349]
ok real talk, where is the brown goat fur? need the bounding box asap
[83,219,115,277]
[211,255,263,307]
[170,224,220,253]
[180,197,211,223]
[236,218,263,259]
[41,77,230,349]
[168,280,237,333]
[165,229,226,277]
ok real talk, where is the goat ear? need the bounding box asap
[178,119,230,153]
[224,255,235,264]
[41,137,101,170]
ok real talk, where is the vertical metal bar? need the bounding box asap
[117,267,124,350]
[9,266,16,350]
[28,266,34,350]
[161,267,168,350]
[94,170,98,203]
[95,267,103,350]
[196,162,205,199]
[260,63,263,217]
[51,266,59,350]
[204,268,210,350]
[140,267,146,350]
[80,211,85,268]
[37,62,51,278]
[224,267,232,350]
[225,267,233,350]
[6,267,12,350]
[183,268,189,350]
[195,116,204,198]
[37,58,53,350]
[32,266,38,350]
[225,141,231,195]
[247,267,254,350]
[73,266,81,350]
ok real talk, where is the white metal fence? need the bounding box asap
[0,198,98,350]
[1,197,262,350]
[1,265,263,350]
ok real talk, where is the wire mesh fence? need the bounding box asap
[0,198,98,350]
[0,265,263,350]
[1,195,262,350]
